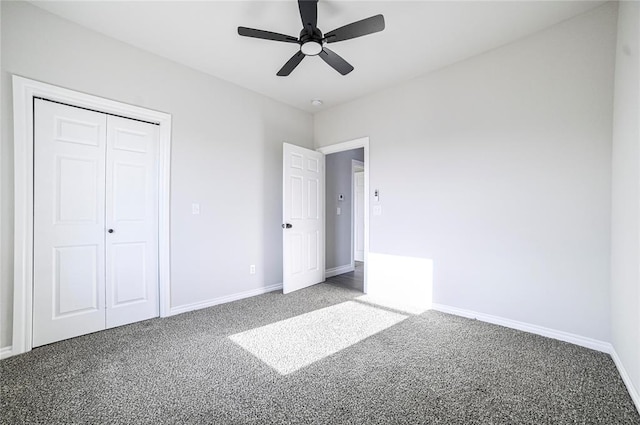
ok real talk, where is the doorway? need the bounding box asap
[317,138,369,293]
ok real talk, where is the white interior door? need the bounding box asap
[33,99,108,347]
[354,171,365,262]
[33,99,159,347]
[105,116,159,328]
[283,143,325,294]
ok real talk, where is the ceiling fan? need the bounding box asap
[237,0,385,76]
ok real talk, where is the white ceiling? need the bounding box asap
[30,0,607,113]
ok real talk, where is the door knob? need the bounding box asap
[107,229,114,233]
[282,223,293,229]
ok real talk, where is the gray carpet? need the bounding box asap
[1,283,639,424]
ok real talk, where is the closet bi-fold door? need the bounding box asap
[105,115,159,329]
[33,99,159,347]
[33,99,108,347]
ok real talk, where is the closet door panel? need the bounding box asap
[105,116,159,328]
[33,99,107,347]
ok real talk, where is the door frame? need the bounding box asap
[317,137,369,293]
[352,160,365,264]
[11,75,172,356]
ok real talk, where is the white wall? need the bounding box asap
[611,0,640,404]
[315,3,617,341]
[325,148,364,270]
[0,1,313,348]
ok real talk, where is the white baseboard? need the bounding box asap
[610,348,640,413]
[0,345,14,360]
[431,303,611,353]
[325,264,355,278]
[169,283,283,316]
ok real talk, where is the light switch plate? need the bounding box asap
[373,205,382,216]
[337,207,341,215]
[192,203,200,215]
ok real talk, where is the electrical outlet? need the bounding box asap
[249,265,256,275]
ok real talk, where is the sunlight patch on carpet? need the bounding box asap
[229,301,407,375]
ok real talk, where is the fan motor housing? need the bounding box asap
[299,28,323,44]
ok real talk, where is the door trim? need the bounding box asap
[317,137,369,293]
[352,160,365,265]
[11,75,172,356]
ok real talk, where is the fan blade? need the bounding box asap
[325,15,385,43]
[298,0,318,34]
[319,48,354,75]
[277,51,305,76]
[238,27,299,43]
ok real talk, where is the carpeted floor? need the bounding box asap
[1,283,639,424]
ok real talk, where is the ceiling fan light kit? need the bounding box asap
[301,41,323,56]
[238,0,385,76]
